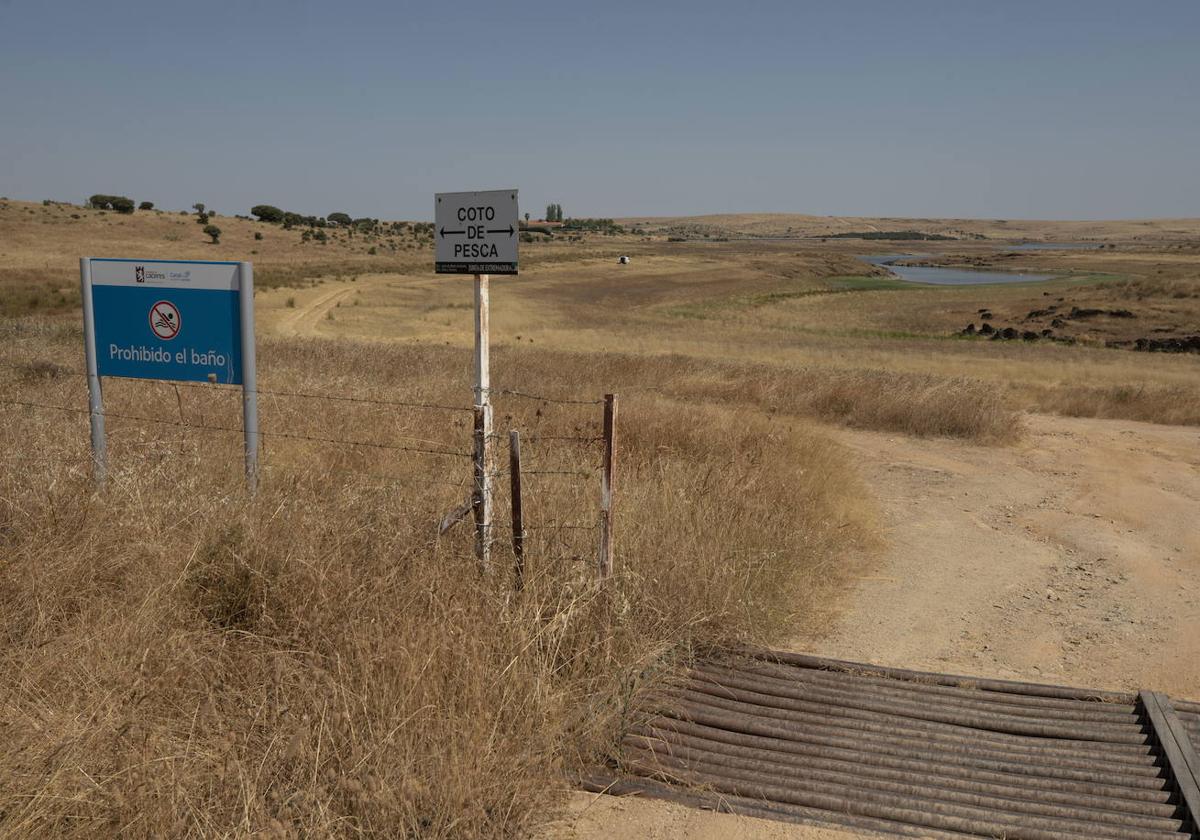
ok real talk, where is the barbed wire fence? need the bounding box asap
[0,358,616,585]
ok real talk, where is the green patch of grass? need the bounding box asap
[825,274,920,291]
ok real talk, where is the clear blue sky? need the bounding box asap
[2,1,1197,220]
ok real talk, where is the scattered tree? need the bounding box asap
[87,194,135,213]
[203,224,221,244]
[327,212,351,226]
[251,204,285,223]
[192,203,205,215]
[138,201,154,211]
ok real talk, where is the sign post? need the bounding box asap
[79,258,108,484]
[435,190,518,571]
[79,257,257,489]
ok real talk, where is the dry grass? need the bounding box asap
[499,351,1023,444]
[1026,381,1200,427]
[0,333,874,838]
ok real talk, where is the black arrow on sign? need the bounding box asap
[439,226,466,238]
[487,226,515,237]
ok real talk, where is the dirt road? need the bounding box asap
[547,412,1200,839]
[271,282,358,337]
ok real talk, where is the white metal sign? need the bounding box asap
[435,189,519,275]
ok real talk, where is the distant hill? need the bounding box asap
[617,212,1200,242]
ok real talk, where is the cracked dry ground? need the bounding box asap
[814,412,1200,697]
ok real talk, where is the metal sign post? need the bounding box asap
[79,257,108,484]
[435,190,519,571]
[473,272,493,570]
[79,257,258,490]
[238,262,259,491]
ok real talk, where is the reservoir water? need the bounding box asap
[861,255,1055,286]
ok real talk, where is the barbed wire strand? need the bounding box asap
[1,398,470,459]
[490,388,603,406]
[0,361,474,414]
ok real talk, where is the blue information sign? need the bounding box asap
[85,258,246,384]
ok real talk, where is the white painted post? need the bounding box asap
[238,262,259,493]
[79,257,107,485]
[473,273,493,570]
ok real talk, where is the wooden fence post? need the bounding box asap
[509,429,525,590]
[598,393,617,580]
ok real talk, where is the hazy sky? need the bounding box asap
[2,1,1197,220]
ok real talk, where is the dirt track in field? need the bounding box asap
[545,412,1200,839]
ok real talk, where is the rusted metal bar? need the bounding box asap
[597,393,616,580]
[666,682,1160,771]
[686,667,1153,762]
[622,741,1188,835]
[694,664,1148,737]
[684,666,1151,745]
[735,658,1141,721]
[621,755,1183,840]
[623,728,1180,818]
[1141,691,1200,834]
[508,429,524,590]
[652,695,1163,787]
[646,705,1169,789]
[635,717,1177,805]
[749,648,1136,704]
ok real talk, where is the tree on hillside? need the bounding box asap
[328,212,352,226]
[192,203,205,215]
[203,224,221,244]
[251,205,285,223]
[139,201,154,211]
[87,194,135,213]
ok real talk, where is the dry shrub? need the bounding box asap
[1108,277,1200,300]
[801,370,1022,443]
[0,336,872,838]
[1027,381,1200,426]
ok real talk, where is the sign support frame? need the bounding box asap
[238,261,259,493]
[80,257,108,485]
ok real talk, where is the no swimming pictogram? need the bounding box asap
[149,300,181,340]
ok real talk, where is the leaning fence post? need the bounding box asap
[509,429,525,590]
[598,393,617,580]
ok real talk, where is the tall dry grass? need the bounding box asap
[1024,381,1200,427]
[0,330,873,838]
[499,350,1023,444]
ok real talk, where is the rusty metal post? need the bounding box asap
[598,393,617,580]
[509,429,525,590]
